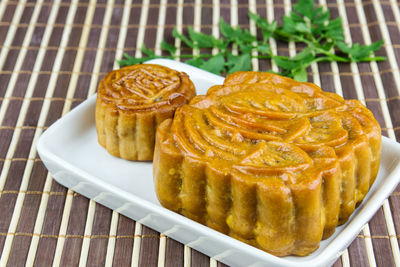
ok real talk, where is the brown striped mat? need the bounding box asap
[1,0,400,266]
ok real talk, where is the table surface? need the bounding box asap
[1,0,400,266]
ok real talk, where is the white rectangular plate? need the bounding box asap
[37,59,400,267]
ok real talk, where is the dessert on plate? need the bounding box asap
[96,64,195,160]
[153,71,381,256]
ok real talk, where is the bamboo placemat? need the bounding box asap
[0,0,400,266]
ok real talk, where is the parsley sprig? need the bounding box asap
[118,0,386,82]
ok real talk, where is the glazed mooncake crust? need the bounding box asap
[153,72,381,256]
[96,64,195,161]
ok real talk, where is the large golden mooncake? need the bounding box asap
[96,64,195,160]
[153,71,381,256]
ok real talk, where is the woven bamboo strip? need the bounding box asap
[318,1,344,94]
[0,0,26,72]
[0,70,109,75]
[336,0,380,265]
[0,0,79,260]
[132,222,142,267]
[289,0,342,264]
[20,1,80,265]
[0,95,396,103]
[78,200,96,267]
[184,245,191,267]
[209,0,220,265]
[86,0,116,98]
[0,0,75,196]
[158,235,167,267]
[25,173,54,266]
[193,0,202,59]
[0,0,40,126]
[76,1,114,265]
[153,1,168,266]
[164,1,185,264]
[342,249,351,267]
[0,1,7,20]
[1,0,397,8]
[372,0,400,262]
[0,126,47,130]
[327,1,366,105]
[130,1,151,265]
[0,1,58,265]
[134,0,150,58]
[182,0,203,262]
[22,16,367,29]
[2,68,400,76]
[266,0,278,72]
[308,10,322,88]
[311,60,321,87]
[283,0,296,60]
[371,0,400,97]
[357,0,400,265]
[286,0,340,264]
[48,115,74,258]
[331,1,378,266]
[44,0,94,264]
[350,1,395,139]
[390,0,400,33]
[104,212,119,266]
[361,224,377,267]
[155,0,167,57]
[249,0,259,71]
[1,37,400,50]
[0,96,84,101]
[0,0,28,134]
[104,0,133,265]
[230,0,238,56]
[211,0,220,56]
[174,0,184,60]
[0,190,71,196]
[61,0,97,115]
[0,232,162,239]
[0,158,41,162]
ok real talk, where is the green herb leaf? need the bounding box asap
[161,40,176,56]
[273,55,299,70]
[173,28,194,48]
[293,0,315,20]
[188,27,216,48]
[141,45,155,57]
[338,40,385,61]
[200,54,225,74]
[257,44,270,54]
[294,22,311,34]
[325,17,344,41]
[220,18,236,38]
[292,47,314,61]
[282,16,297,35]
[118,53,147,67]
[226,54,251,74]
[220,18,256,44]
[248,12,277,41]
[292,67,308,82]
[185,57,205,67]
